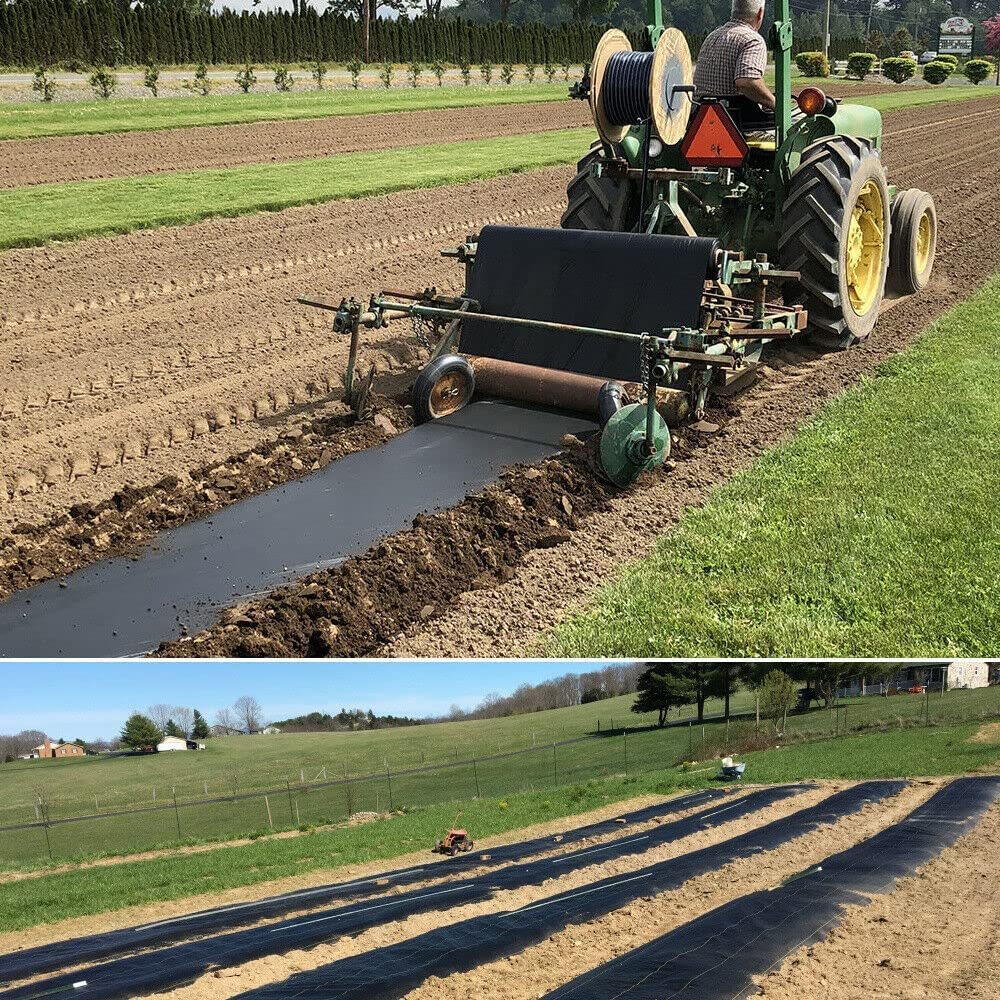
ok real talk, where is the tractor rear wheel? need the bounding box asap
[887,188,936,294]
[778,136,890,351]
[561,141,637,233]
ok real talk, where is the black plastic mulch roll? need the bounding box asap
[0,788,795,999]
[543,776,1000,1000]
[461,226,721,383]
[0,790,723,985]
[232,781,906,999]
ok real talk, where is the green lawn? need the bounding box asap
[2,721,995,933]
[0,83,571,140]
[845,85,1000,114]
[0,127,592,249]
[552,274,1000,658]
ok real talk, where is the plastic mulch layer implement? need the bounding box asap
[0,790,724,984]
[0,786,809,1000]
[542,775,1000,1000]
[220,783,906,999]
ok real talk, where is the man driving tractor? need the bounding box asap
[694,0,776,114]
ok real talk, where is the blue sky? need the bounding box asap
[0,661,618,740]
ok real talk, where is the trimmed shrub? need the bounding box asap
[459,60,471,86]
[193,62,210,96]
[431,60,446,86]
[846,52,878,79]
[922,60,952,85]
[407,61,422,87]
[881,56,916,83]
[525,61,536,82]
[935,53,958,68]
[379,61,393,89]
[795,51,830,77]
[963,59,992,84]
[273,65,294,92]
[544,60,556,83]
[311,60,327,90]
[500,62,515,85]
[480,61,493,84]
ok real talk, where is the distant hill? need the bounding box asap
[271,709,424,733]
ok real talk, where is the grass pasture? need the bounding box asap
[552,273,1000,658]
[2,719,997,932]
[1,685,996,870]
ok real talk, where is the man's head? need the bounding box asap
[732,0,765,30]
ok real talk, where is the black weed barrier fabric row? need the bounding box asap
[543,776,1000,1000]
[0,788,796,999]
[0,790,724,985]
[233,781,906,999]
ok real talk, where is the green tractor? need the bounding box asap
[309,0,939,488]
[564,0,937,350]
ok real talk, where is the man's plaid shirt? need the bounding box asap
[693,20,767,99]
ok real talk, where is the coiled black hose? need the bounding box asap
[601,50,654,126]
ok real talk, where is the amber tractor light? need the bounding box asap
[797,87,827,116]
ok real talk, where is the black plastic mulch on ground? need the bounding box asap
[0,401,596,657]
[541,775,999,1000]
[0,787,798,999]
[233,781,906,999]
[0,790,724,985]
[461,226,720,383]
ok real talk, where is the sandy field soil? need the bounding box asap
[3,97,1000,649]
[0,100,593,188]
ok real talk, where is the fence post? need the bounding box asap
[472,757,480,798]
[755,694,760,735]
[286,780,295,823]
[844,705,849,734]
[925,687,930,726]
[232,775,238,801]
[345,777,354,819]
[386,766,393,810]
[688,721,693,755]
[701,725,706,752]
[265,795,273,828]
[172,791,182,840]
[552,743,558,785]
[622,727,628,776]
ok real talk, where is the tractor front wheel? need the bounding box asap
[778,136,890,351]
[888,188,936,294]
[561,141,637,233]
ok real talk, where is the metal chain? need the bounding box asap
[639,333,650,389]
[411,313,433,351]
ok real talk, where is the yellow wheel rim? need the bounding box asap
[846,179,885,316]
[915,209,933,275]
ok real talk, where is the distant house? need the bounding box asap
[261,726,281,735]
[32,739,85,759]
[209,724,243,737]
[156,736,205,752]
[840,659,990,697]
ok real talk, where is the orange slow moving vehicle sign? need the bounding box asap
[681,101,749,168]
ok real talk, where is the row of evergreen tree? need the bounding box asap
[0,0,648,68]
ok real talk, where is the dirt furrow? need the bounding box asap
[0,172,568,533]
[138,783,934,1000]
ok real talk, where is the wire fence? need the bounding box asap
[2,686,996,868]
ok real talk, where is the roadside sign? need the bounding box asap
[938,16,975,56]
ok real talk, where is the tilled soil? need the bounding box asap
[0,100,592,188]
[131,782,936,1000]
[4,97,1000,640]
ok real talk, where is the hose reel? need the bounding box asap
[589,27,694,146]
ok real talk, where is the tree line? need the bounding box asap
[272,708,424,732]
[0,0,641,69]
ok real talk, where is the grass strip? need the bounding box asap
[1,723,994,933]
[845,85,1000,113]
[0,83,571,140]
[551,274,1000,658]
[0,128,592,249]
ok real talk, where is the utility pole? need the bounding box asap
[866,0,875,44]
[823,0,832,58]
